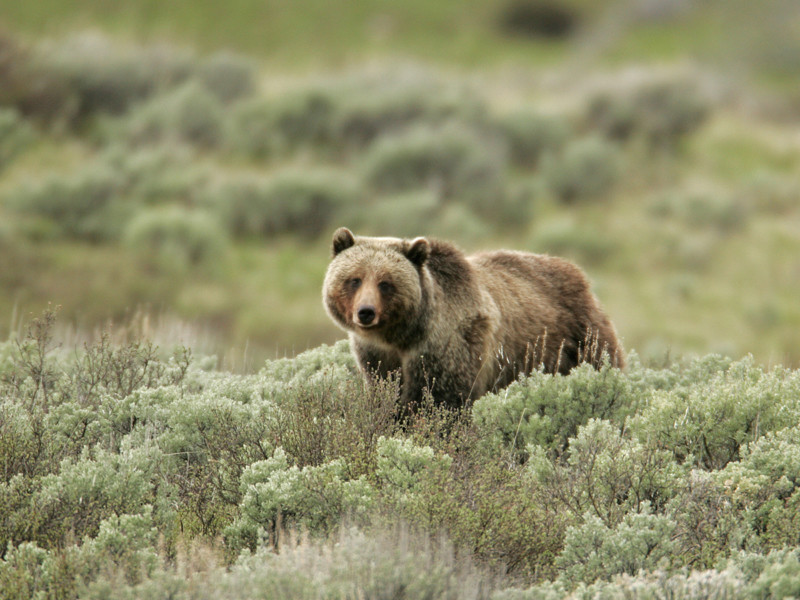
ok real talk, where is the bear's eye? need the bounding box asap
[347,278,362,291]
[378,281,394,295]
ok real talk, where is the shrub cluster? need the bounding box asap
[2,312,800,598]
[199,169,363,239]
[120,82,226,148]
[586,76,710,151]
[123,205,230,270]
[543,136,621,204]
[1,30,720,249]
[0,31,255,127]
[6,162,126,241]
[649,185,749,232]
[0,107,35,173]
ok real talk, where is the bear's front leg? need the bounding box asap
[351,335,402,386]
[401,353,472,411]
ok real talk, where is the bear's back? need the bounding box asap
[468,251,591,311]
[467,249,622,374]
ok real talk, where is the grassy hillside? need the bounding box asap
[2,311,800,598]
[1,0,629,66]
[1,15,800,367]
[3,2,800,597]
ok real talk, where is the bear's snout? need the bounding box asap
[357,306,377,326]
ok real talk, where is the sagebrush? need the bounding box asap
[2,311,800,598]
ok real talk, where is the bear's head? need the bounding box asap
[323,227,429,345]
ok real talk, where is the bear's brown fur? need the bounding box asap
[323,227,624,409]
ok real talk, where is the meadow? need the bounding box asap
[2,0,800,597]
[1,1,800,367]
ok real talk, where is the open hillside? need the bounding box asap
[1,0,800,367]
[2,3,800,596]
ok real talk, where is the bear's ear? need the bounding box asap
[332,227,355,256]
[405,237,430,267]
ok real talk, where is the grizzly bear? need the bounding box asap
[323,227,624,409]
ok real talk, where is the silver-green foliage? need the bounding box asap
[121,82,225,148]
[472,362,638,460]
[226,448,376,552]
[199,170,362,239]
[0,108,35,172]
[123,205,230,269]
[555,507,676,586]
[3,311,800,598]
[630,356,800,469]
[543,136,621,204]
[587,77,710,150]
[6,162,126,241]
[361,123,505,206]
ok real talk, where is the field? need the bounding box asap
[2,0,800,597]
[1,0,800,367]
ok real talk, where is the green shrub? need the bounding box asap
[0,107,35,172]
[4,147,207,242]
[748,551,800,599]
[201,169,362,238]
[361,123,506,207]
[430,203,490,240]
[0,542,53,600]
[529,419,684,526]
[15,447,157,550]
[663,469,753,569]
[123,206,230,269]
[265,365,399,475]
[34,32,195,120]
[494,109,570,168]
[80,510,159,585]
[346,190,441,238]
[715,427,800,551]
[197,51,256,103]
[543,136,621,204]
[530,217,618,266]
[226,448,376,553]
[495,567,747,600]
[3,307,800,598]
[122,81,225,147]
[226,71,485,159]
[649,187,749,232]
[473,363,636,461]
[259,339,356,383]
[387,451,568,580]
[376,436,453,508]
[331,82,481,152]
[630,357,800,470]
[555,507,676,586]
[587,77,710,149]
[4,162,128,241]
[227,88,336,158]
[101,144,206,205]
[738,170,800,214]
[83,524,497,600]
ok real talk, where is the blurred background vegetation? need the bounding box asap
[1,0,800,369]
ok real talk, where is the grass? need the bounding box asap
[1,0,762,71]
[0,239,339,371]
[1,0,571,67]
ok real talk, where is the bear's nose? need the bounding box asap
[357,306,376,325]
